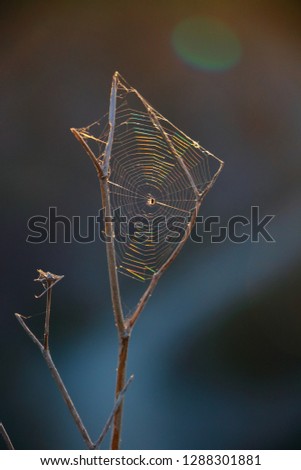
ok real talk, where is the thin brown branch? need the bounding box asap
[98,72,126,338]
[71,72,128,451]
[0,423,14,450]
[15,313,44,352]
[110,335,130,449]
[44,283,52,350]
[94,374,134,449]
[102,71,118,176]
[70,128,103,177]
[42,348,94,449]
[16,308,94,449]
[99,177,126,338]
[71,76,125,339]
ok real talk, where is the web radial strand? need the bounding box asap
[75,75,223,282]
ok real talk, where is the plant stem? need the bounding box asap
[99,73,130,449]
[99,177,126,337]
[111,335,130,449]
[71,83,130,448]
[99,175,130,449]
[70,128,102,177]
[15,313,94,450]
[43,283,52,350]
[70,72,224,449]
[45,349,94,448]
[0,423,14,450]
[43,348,94,449]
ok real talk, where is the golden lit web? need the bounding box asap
[75,74,223,281]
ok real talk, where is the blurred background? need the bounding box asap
[1,0,301,450]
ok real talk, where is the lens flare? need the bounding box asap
[171,16,242,72]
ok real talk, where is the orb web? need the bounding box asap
[75,74,223,281]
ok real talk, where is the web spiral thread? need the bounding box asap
[75,74,223,281]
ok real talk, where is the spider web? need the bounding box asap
[75,74,223,281]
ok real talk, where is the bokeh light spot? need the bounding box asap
[171,16,242,71]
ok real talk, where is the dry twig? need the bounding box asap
[0,423,14,450]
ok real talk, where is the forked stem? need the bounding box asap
[71,71,224,450]
[15,271,94,449]
[71,73,130,450]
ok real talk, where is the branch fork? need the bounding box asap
[12,72,223,451]
[70,72,223,449]
[15,270,133,450]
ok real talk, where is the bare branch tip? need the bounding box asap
[15,312,31,323]
[15,312,25,319]
[70,127,79,136]
[125,374,134,389]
